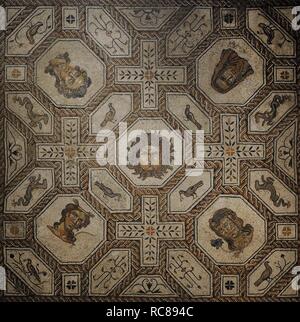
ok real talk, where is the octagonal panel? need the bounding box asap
[35,195,106,264]
[195,195,266,265]
[117,118,181,187]
[196,38,265,105]
[35,39,106,108]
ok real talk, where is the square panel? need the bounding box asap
[5,65,27,82]
[62,7,79,30]
[274,66,296,83]
[276,223,298,240]
[3,221,26,239]
[221,275,239,296]
[62,273,81,296]
[220,8,237,29]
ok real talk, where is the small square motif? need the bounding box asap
[62,273,81,296]
[5,65,27,82]
[3,221,26,239]
[220,8,237,29]
[221,275,239,296]
[62,7,79,30]
[274,66,296,83]
[276,223,297,240]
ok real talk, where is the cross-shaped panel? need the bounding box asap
[117,196,185,266]
[115,40,186,110]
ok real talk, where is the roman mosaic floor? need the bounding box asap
[0,0,299,302]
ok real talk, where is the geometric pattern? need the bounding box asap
[205,114,265,185]
[1,1,299,302]
[117,196,184,266]
[115,40,186,110]
[37,118,99,187]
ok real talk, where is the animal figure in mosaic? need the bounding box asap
[13,174,47,206]
[184,105,202,130]
[253,254,290,291]
[254,175,290,208]
[95,181,121,201]
[9,252,47,287]
[100,103,116,127]
[254,95,290,126]
[254,261,272,287]
[13,96,49,129]
[256,17,291,48]
[9,10,52,47]
[26,258,45,283]
[179,180,203,200]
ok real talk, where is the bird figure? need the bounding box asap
[257,23,275,45]
[26,105,49,129]
[26,259,41,283]
[179,180,203,201]
[95,181,121,201]
[256,17,291,48]
[100,103,116,127]
[13,96,48,129]
[254,261,273,287]
[184,105,202,130]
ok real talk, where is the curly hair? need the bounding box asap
[45,52,92,99]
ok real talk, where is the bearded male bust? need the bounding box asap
[45,52,92,99]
